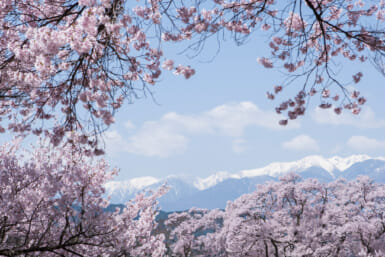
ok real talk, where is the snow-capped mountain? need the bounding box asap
[105,155,385,211]
[237,154,384,178]
[105,176,160,200]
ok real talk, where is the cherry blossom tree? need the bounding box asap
[2,1,385,254]
[0,137,167,256]
[167,174,385,257]
[1,0,385,149]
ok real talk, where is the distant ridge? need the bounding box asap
[105,155,385,211]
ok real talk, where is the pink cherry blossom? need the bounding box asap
[322,89,330,98]
[257,57,273,68]
[162,59,174,70]
[174,65,196,79]
[1,0,385,144]
[0,138,167,256]
[168,174,385,256]
[274,85,283,94]
[334,107,342,114]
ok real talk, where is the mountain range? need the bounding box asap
[105,155,385,211]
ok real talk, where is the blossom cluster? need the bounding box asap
[1,0,385,142]
[156,0,385,123]
[2,0,385,143]
[167,174,385,257]
[0,0,194,150]
[0,139,167,256]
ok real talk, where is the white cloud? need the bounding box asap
[312,107,385,128]
[126,121,189,157]
[105,130,127,154]
[160,102,300,137]
[106,102,300,157]
[282,135,320,152]
[347,136,385,152]
[206,102,300,136]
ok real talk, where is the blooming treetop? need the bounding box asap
[167,174,385,257]
[0,138,167,256]
[1,0,385,150]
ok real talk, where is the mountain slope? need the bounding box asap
[105,155,385,211]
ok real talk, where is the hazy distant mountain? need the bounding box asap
[105,155,385,211]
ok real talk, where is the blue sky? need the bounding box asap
[100,35,385,181]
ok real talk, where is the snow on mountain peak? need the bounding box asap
[105,155,385,197]
[105,176,160,194]
[239,155,330,178]
[327,155,377,171]
[238,154,384,179]
[193,171,240,190]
